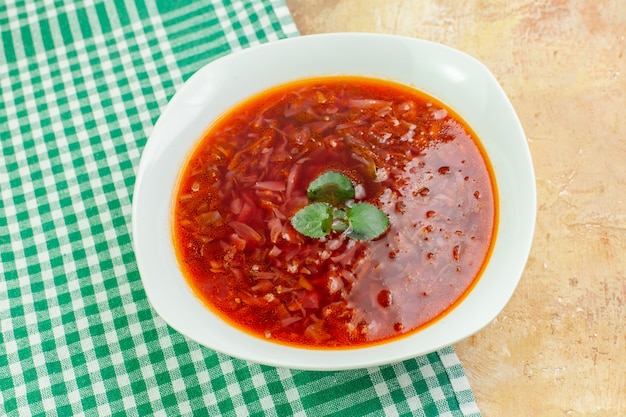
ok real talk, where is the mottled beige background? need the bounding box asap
[285,0,626,415]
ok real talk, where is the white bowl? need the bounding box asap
[132,33,535,370]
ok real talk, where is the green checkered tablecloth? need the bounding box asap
[0,1,483,415]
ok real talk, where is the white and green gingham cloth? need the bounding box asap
[0,1,483,415]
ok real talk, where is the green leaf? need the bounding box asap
[347,203,389,241]
[291,202,334,238]
[307,171,355,206]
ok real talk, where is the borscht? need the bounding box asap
[172,76,497,348]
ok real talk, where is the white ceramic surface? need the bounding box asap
[132,33,536,371]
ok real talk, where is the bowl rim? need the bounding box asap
[132,32,536,371]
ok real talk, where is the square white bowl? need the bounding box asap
[132,33,535,371]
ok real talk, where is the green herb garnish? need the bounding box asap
[291,171,389,241]
[346,202,390,241]
[307,171,355,206]
[290,202,334,238]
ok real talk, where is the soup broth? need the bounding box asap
[172,76,497,348]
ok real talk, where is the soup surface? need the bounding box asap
[172,76,496,348]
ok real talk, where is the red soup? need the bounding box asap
[172,76,497,348]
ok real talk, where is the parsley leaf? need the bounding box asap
[307,171,355,206]
[291,202,334,238]
[347,203,389,240]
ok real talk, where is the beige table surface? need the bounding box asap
[285,1,626,415]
